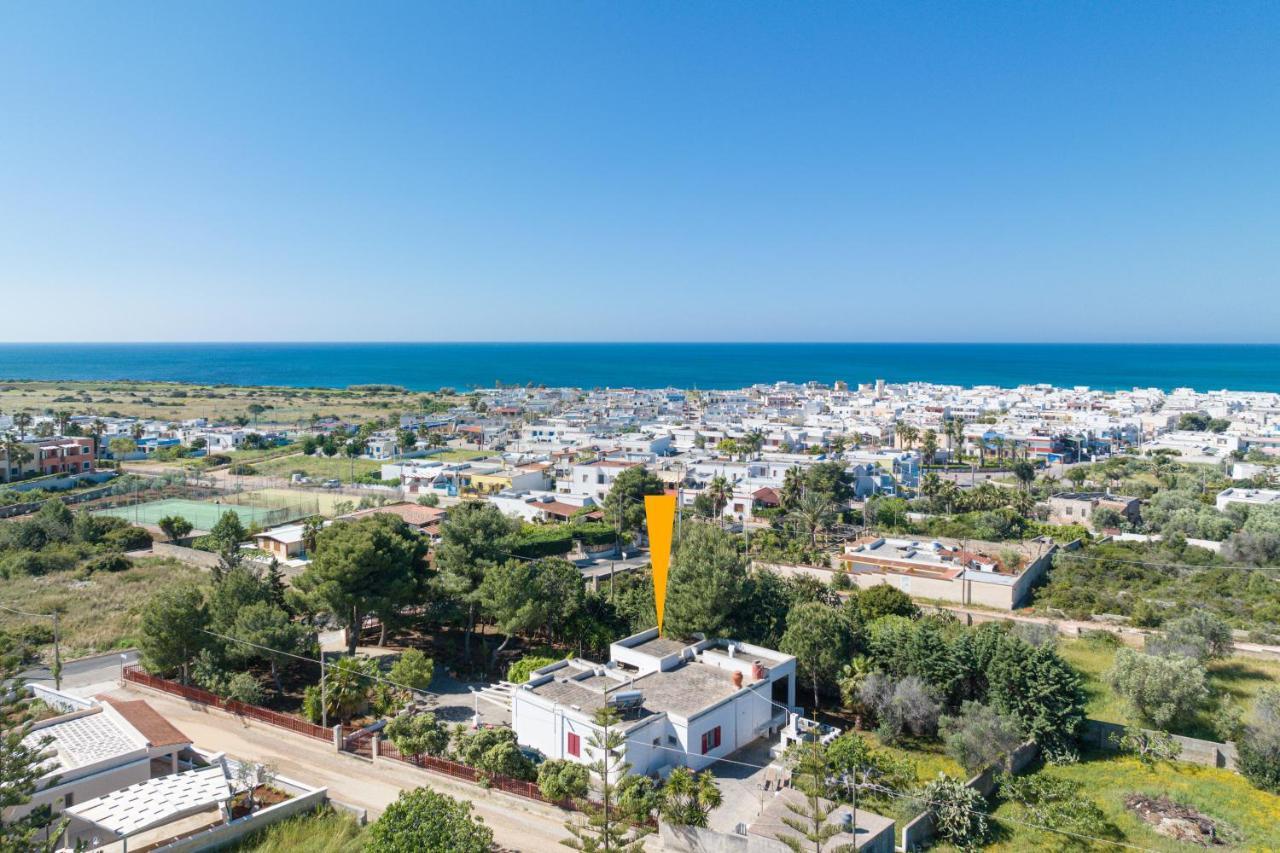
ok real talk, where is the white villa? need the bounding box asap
[511,629,796,778]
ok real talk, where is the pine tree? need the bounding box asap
[0,638,66,851]
[777,740,855,853]
[561,707,649,852]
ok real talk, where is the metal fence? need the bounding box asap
[123,665,338,741]
[376,739,578,809]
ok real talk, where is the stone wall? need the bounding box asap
[1081,719,1238,771]
[151,541,223,570]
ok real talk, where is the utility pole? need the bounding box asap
[52,611,62,691]
[320,655,328,730]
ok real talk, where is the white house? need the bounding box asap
[9,698,192,842]
[560,459,642,503]
[511,629,796,778]
[1215,487,1280,512]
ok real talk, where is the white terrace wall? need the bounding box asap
[154,786,328,851]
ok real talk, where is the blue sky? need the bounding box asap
[1,2,1277,342]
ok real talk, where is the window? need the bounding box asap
[567,732,581,758]
[700,726,721,754]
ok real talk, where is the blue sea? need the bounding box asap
[0,343,1276,393]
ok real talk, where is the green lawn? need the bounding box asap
[860,731,967,782]
[249,454,386,482]
[424,448,496,462]
[1059,637,1280,739]
[973,751,1280,851]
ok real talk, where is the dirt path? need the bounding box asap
[103,683,578,852]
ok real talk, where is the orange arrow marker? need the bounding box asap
[645,494,676,635]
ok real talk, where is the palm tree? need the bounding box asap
[828,435,846,457]
[706,475,732,516]
[743,430,765,459]
[950,417,967,462]
[130,421,144,441]
[993,435,1006,462]
[920,471,943,500]
[2,432,33,481]
[12,411,32,438]
[788,490,835,548]
[921,429,938,466]
[54,410,72,435]
[837,655,873,717]
[780,465,805,511]
[89,419,107,458]
[1012,460,1036,493]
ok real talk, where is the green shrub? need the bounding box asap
[387,648,434,692]
[225,671,266,705]
[536,758,589,802]
[616,773,661,824]
[918,774,990,850]
[385,712,450,758]
[1238,687,1280,793]
[84,552,131,574]
[103,525,152,551]
[507,655,558,684]
[453,727,535,781]
[1105,647,1208,729]
[367,788,492,853]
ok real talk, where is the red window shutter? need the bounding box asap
[567,732,580,757]
[713,726,721,749]
[700,732,709,754]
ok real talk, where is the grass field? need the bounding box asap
[425,448,496,462]
[1059,637,1280,739]
[960,750,1280,852]
[232,488,357,517]
[96,497,288,530]
[249,454,385,482]
[0,379,451,426]
[223,807,366,853]
[0,557,201,659]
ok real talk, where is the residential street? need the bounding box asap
[103,682,583,852]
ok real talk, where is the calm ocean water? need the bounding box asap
[0,343,1276,392]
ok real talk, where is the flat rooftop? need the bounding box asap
[628,635,688,658]
[523,658,746,723]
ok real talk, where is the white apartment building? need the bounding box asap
[560,459,641,503]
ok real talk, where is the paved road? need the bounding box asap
[22,649,139,688]
[103,682,612,852]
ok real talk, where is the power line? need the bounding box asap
[1053,552,1280,572]
[621,736,1156,852]
[199,628,438,700]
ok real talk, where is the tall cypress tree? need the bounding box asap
[0,639,66,851]
[562,707,650,852]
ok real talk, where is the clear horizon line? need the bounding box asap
[0,340,1278,347]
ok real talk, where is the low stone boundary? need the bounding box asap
[901,741,1040,851]
[1081,719,1238,771]
[152,541,223,569]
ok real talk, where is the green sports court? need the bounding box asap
[95,498,289,531]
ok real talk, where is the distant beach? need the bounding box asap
[0,343,1276,393]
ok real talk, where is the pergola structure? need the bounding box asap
[64,765,232,852]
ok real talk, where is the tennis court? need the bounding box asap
[95,498,288,531]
